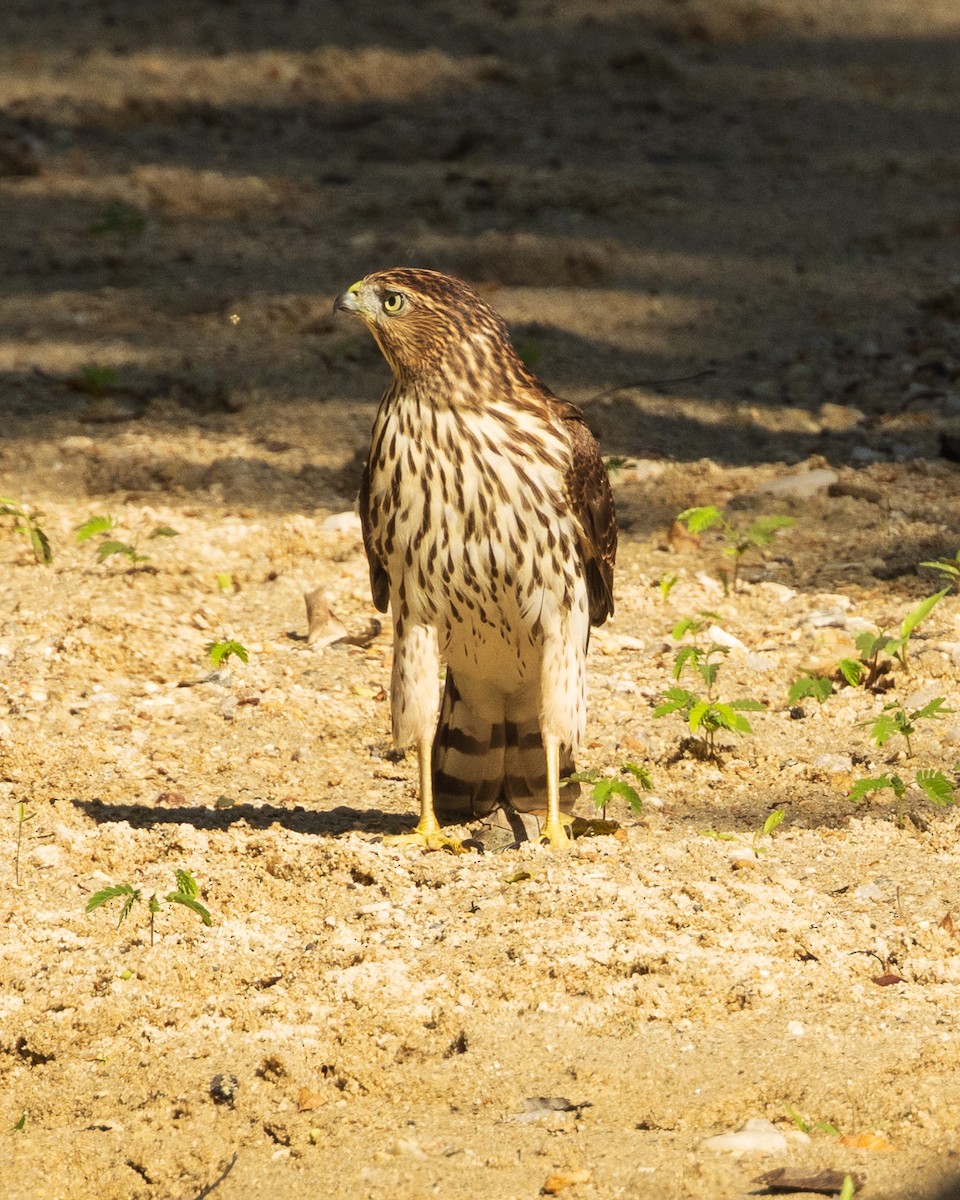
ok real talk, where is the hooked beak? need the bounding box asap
[333,280,363,316]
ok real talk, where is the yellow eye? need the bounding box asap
[382,291,405,314]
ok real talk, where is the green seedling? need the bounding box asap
[216,572,238,594]
[921,547,960,592]
[1,498,52,565]
[658,574,679,602]
[14,801,36,886]
[85,869,212,946]
[702,807,785,854]
[207,639,249,668]
[839,590,949,688]
[12,1112,26,1132]
[785,1104,840,1137]
[653,613,764,758]
[603,455,631,474]
[90,199,148,245]
[839,1176,856,1200]
[567,762,653,819]
[753,806,785,852]
[860,696,951,758]
[848,769,956,828]
[677,505,795,593]
[76,514,178,567]
[788,674,834,706]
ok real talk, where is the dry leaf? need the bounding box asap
[838,1132,897,1152]
[668,519,700,551]
[303,586,347,647]
[297,1087,327,1112]
[872,973,905,987]
[755,1166,864,1193]
[542,1168,592,1194]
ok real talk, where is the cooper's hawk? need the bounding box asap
[335,268,616,847]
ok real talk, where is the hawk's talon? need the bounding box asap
[539,814,573,849]
[385,826,466,852]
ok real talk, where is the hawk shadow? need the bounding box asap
[71,798,414,838]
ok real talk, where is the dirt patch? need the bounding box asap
[2,2,960,1197]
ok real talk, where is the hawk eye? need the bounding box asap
[382,291,405,314]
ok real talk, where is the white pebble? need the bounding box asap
[700,1118,788,1155]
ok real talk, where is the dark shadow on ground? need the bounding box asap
[72,797,416,837]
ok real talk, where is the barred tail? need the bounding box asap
[432,670,579,822]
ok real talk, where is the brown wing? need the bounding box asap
[558,401,617,625]
[358,458,390,614]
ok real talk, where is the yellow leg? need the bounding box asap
[386,737,461,849]
[540,734,572,848]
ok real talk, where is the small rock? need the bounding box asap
[850,445,887,465]
[758,582,797,604]
[746,652,778,671]
[819,402,865,432]
[707,625,748,653]
[701,1118,788,1155]
[806,607,848,629]
[321,510,362,534]
[728,846,759,870]
[209,1073,239,1105]
[756,468,838,500]
[812,753,853,774]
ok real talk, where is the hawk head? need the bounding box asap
[334,267,521,383]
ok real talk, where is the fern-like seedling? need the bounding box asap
[788,674,834,706]
[86,869,212,945]
[849,768,956,828]
[1,498,52,565]
[76,514,178,568]
[567,762,653,819]
[677,505,795,593]
[860,696,951,758]
[653,614,764,758]
[207,639,249,668]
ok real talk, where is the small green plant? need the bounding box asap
[658,573,679,602]
[207,639,249,668]
[1,498,52,565]
[14,801,36,885]
[921,547,960,592]
[785,1104,840,1137]
[653,614,764,758]
[90,199,148,245]
[215,572,237,594]
[838,590,949,688]
[85,869,212,946]
[702,807,785,855]
[75,514,178,567]
[860,696,951,758]
[849,768,957,828]
[787,673,834,706]
[753,806,785,852]
[838,1176,856,1200]
[567,762,653,819]
[676,505,795,593]
[12,1111,26,1133]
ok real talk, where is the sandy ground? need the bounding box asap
[3,2,960,1197]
